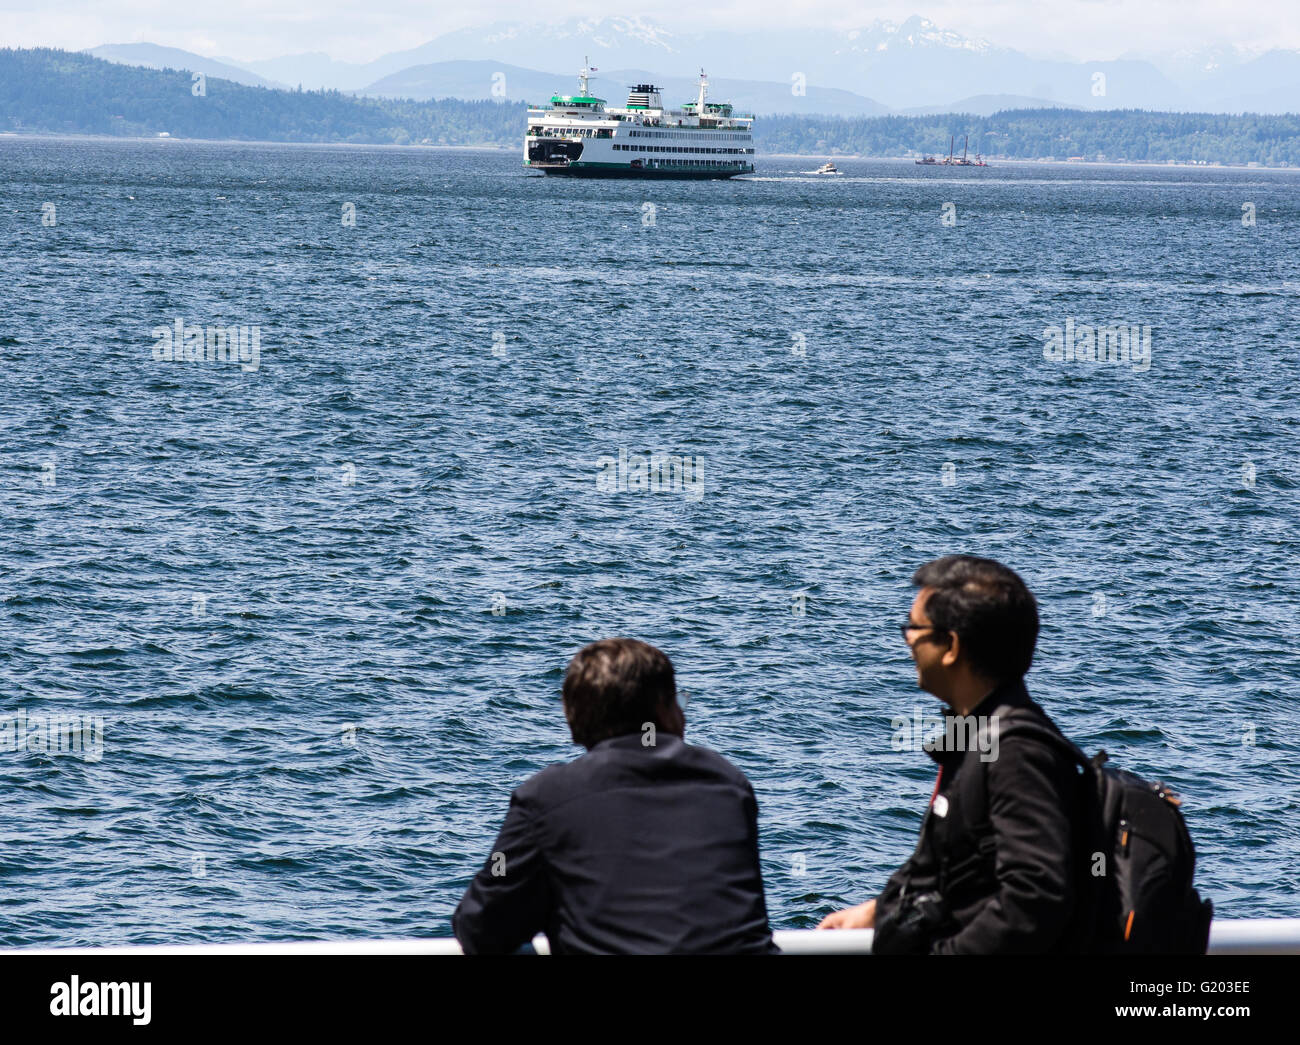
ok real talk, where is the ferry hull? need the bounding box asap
[529,163,751,180]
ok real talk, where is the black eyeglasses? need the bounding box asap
[900,621,946,641]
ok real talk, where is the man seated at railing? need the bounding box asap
[453,638,779,954]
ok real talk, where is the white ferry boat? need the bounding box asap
[525,60,755,179]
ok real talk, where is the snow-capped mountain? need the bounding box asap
[477,15,679,57]
[237,17,692,91]
[1156,44,1255,81]
[90,15,1300,114]
[836,17,998,58]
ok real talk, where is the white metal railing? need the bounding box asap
[7,919,1300,955]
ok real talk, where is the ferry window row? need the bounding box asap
[628,130,749,141]
[615,145,754,155]
[530,127,612,139]
[633,160,748,167]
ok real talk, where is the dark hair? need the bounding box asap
[912,555,1039,682]
[562,638,676,748]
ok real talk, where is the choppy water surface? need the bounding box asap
[1,138,1297,946]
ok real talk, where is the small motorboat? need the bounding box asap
[812,162,840,174]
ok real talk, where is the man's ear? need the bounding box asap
[941,630,961,668]
[659,695,685,736]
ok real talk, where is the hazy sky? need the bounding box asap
[1,1,1295,63]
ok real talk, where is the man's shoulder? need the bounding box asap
[990,701,1075,753]
[671,740,755,790]
[982,701,1082,795]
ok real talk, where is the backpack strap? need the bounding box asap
[965,708,1096,832]
[988,710,1100,772]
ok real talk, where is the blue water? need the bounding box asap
[1,138,1297,947]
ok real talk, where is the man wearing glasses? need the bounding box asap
[817,555,1088,953]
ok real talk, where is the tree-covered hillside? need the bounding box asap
[0,48,525,145]
[755,110,1300,165]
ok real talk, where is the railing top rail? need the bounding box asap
[6,919,1299,956]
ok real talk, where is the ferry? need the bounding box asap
[524,60,755,178]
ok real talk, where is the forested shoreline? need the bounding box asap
[4,48,1299,165]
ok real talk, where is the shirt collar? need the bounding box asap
[968,676,1031,718]
[589,730,684,753]
[921,677,1030,765]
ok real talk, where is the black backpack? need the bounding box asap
[994,716,1214,954]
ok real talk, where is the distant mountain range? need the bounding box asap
[86,15,1300,115]
[355,61,891,117]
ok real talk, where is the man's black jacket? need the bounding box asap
[874,679,1088,954]
[453,732,778,954]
